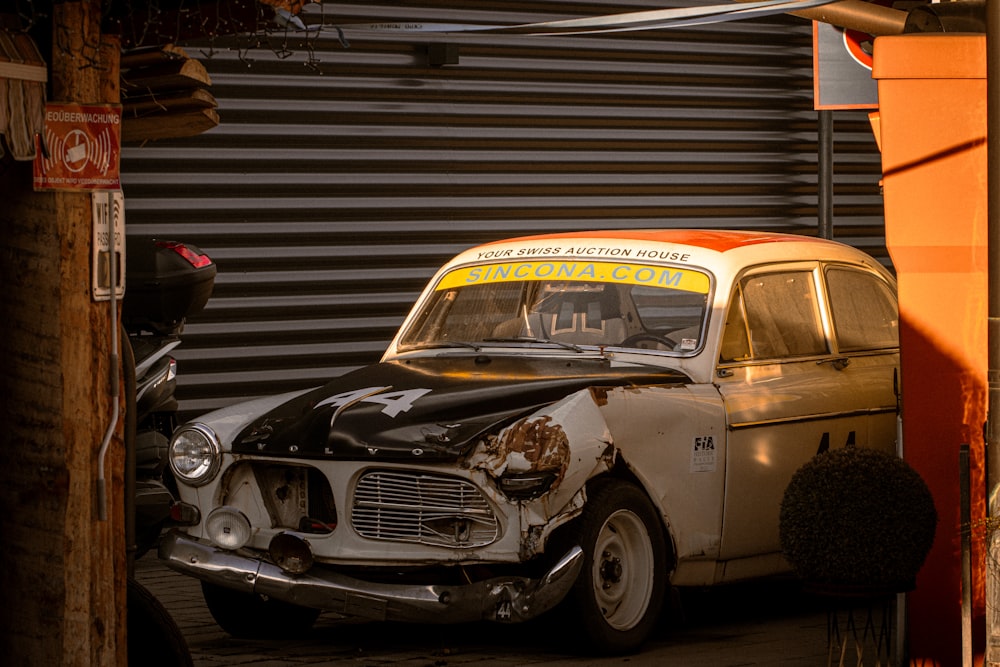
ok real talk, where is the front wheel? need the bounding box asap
[127,577,192,667]
[567,480,668,655]
[201,582,321,639]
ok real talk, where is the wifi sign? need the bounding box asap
[33,102,121,192]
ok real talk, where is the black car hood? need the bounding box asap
[233,354,688,461]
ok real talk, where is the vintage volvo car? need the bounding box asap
[160,229,900,653]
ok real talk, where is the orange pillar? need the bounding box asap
[871,34,987,666]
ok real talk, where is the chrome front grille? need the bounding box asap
[352,470,499,548]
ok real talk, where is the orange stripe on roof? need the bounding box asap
[480,229,814,253]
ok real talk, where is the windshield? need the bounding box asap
[398,259,712,353]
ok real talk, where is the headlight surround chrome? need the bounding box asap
[168,423,221,486]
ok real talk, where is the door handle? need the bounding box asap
[817,357,850,370]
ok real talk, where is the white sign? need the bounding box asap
[812,21,878,110]
[91,191,125,301]
[691,434,717,473]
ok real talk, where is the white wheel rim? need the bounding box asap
[591,508,655,631]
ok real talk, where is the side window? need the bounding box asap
[826,267,898,352]
[721,270,827,361]
[719,292,751,362]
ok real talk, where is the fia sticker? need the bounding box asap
[691,435,716,473]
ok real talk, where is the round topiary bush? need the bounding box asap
[779,446,937,595]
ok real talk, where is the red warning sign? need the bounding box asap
[33,102,122,191]
[843,25,875,70]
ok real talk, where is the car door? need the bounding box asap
[713,261,899,567]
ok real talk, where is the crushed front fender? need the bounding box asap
[159,531,583,624]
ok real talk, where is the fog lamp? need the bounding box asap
[269,532,314,574]
[206,506,252,550]
[498,471,557,500]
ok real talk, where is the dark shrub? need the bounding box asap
[779,446,937,594]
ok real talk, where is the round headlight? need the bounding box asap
[169,423,221,486]
[206,506,252,550]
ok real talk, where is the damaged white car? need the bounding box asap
[160,229,900,654]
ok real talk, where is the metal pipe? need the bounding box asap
[818,109,833,239]
[735,0,909,34]
[123,325,137,577]
[97,191,120,522]
[961,444,973,667]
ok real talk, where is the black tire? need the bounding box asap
[566,479,668,655]
[127,577,193,667]
[201,582,321,639]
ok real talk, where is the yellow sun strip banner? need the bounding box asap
[436,260,710,293]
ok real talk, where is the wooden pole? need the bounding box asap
[0,1,125,665]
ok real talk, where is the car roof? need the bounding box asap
[444,229,880,272]
[389,229,893,370]
[479,229,828,253]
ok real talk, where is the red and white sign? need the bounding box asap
[33,102,122,191]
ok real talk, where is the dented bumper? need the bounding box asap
[159,531,583,624]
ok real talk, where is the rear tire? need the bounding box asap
[567,479,668,654]
[201,582,321,639]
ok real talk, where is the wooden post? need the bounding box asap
[0,1,125,665]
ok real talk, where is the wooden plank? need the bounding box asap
[121,58,211,94]
[122,107,220,142]
[124,88,217,116]
[120,43,220,143]
[0,27,47,82]
[120,43,189,70]
[0,60,46,82]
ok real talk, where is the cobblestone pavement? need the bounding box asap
[134,548,858,666]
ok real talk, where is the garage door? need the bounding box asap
[120,1,885,418]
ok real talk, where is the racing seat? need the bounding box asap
[532,286,626,345]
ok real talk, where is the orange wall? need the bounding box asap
[872,34,988,666]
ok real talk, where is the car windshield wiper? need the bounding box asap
[482,336,584,353]
[409,341,483,351]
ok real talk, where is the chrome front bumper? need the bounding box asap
[159,531,583,624]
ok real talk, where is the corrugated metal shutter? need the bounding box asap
[120,1,885,418]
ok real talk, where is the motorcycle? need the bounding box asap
[123,237,216,560]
